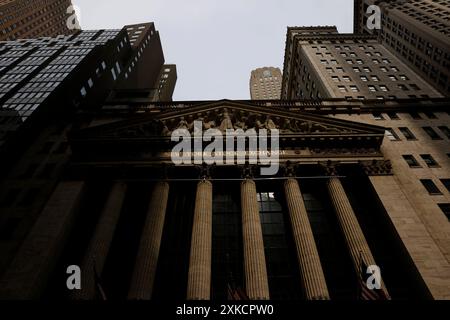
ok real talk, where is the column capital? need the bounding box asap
[319,160,340,176]
[282,161,298,178]
[196,164,213,180]
[240,164,257,179]
[359,160,393,176]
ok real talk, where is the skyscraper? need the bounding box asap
[152,64,177,101]
[0,0,78,41]
[0,23,170,152]
[281,26,443,100]
[354,0,450,96]
[112,23,177,101]
[250,67,282,100]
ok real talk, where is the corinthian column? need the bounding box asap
[187,179,213,300]
[241,179,270,300]
[72,181,127,300]
[128,181,170,300]
[284,178,330,300]
[325,165,389,297]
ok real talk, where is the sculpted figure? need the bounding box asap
[204,119,216,130]
[264,116,278,130]
[176,116,189,130]
[161,120,171,136]
[281,119,295,133]
[234,116,248,130]
[219,108,234,132]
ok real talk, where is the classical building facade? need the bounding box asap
[250,67,282,100]
[354,0,450,96]
[0,97,449,300]
[0,0,78,41]
[280,24,450,301]
[0,1,448,303]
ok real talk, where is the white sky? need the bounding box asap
[72,0,354,101]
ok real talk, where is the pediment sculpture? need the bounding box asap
[157,108,355,137]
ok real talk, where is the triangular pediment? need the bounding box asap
[73,100,385,140]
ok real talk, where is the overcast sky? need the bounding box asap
[72,0,354,101]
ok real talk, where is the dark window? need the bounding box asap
[420,154,439,167]
[403,155,421,167]
[386,128,400,141]
[440,179,450,193]
[399,127,416,140]
[420,179,442,195]
[438,126,450,139]
[212,192,243,300]
[373,112,384,120]
[409,112,422,120]
[258,192,301,300]
[424,112,437,119]
[422,127,442,140]
[438,204,450,221]
[387,112,400,120]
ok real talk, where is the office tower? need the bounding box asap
[281,26,443,100]
[112,23,177,101]
[152,64,177,101]
[250,67,282,100]
[0,0,78,41]
[0,22,173,153]
[354,0,450,96]
[0,28,130,161]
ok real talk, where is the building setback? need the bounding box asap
[0,0,78,41]
[112,23,177,102]
[250,67,282,100]
[354,0,450,96]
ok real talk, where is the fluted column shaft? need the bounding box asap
[241,179,270,300]
[128,181,170,300]
[284,178,330,300]
[72,181,127,300]
[187,180,213,300]
[327,176,389,296]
